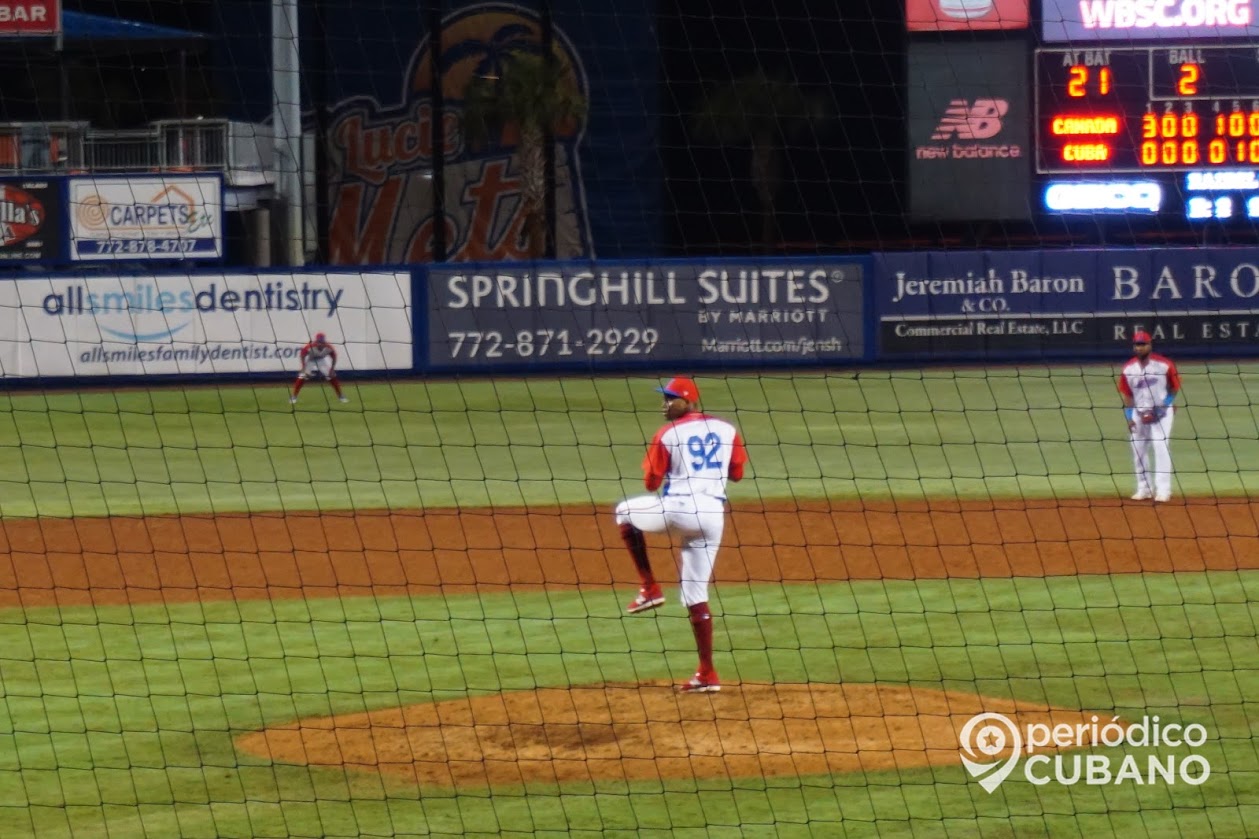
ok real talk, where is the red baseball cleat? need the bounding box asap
[626,586,665,614]
[677,670,721,693]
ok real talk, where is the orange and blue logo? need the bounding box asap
[328,3,592,264]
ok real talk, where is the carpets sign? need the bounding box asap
[68,176,223,262]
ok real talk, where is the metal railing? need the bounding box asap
[83,127,159,171]
[159,120,229,170]
[0,120,276,187]
[0,122,87,171]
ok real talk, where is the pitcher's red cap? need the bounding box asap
[657,377,699,403]
[1133,331,1152,343]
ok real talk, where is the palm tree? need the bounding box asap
[440,22,542,83]
[690,70,833,249]
[461,52,587,258]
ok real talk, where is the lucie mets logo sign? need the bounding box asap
[327,2,593,264]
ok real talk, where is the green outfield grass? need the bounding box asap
[1,366,1258,838]
[1,572,1256,838]
[3,363,1259,519]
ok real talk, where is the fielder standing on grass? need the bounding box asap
[290,332,349,405]
[614,376,748,693]
[1118,330,1181,502]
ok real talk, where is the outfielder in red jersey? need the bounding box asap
[615,376,749,693]
[1117,330,1181,502]
[290,332,348,405]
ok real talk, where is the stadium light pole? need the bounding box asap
[272,0,304,265]
[540,0,556,259]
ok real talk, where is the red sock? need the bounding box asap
[620,524,656,588]
[330,378,344,397]
[292,379,305,396]
[688,602,713,673]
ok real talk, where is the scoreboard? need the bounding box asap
[1033,43,1259,222]
[1037,46,1259,173]
[907,1,1259,224]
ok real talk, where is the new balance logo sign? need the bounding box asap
[914,96,1021,162]
[931,99,1008,140]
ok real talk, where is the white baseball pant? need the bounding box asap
[301,357,335,379]
[614,494,725,606]
[1130,407,1174,497]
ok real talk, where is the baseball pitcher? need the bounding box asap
[614,376,749,693]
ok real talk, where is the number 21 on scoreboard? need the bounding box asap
[1068,65,1111,97]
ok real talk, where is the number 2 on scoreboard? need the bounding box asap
[1179,64,1200,97]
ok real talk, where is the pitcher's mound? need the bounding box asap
[235,682,1106,789]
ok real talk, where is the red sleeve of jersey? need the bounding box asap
[1117,368,1132,398]
[728,431,749,482]
[299,342,311,362]
[1166,361,1181,394]
[642,427,670,491]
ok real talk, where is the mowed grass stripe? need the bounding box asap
[2,365,1259,518]
[0,571,1254,837]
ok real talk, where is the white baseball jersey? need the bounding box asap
[1118,354,1181,410]
[643,414,748,501]
[302,342,336,362]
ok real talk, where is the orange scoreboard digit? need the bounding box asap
[1036,45,1259,173]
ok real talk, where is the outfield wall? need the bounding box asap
[4,246,1259,383]
[0,270,413,379]
[424,258,869,374]
[877,247,1259,361]
[0,257,870,383]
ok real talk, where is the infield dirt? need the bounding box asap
[2,497,1248,788]
[0,497,1253,608]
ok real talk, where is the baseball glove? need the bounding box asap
[1139,408,1159,424]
